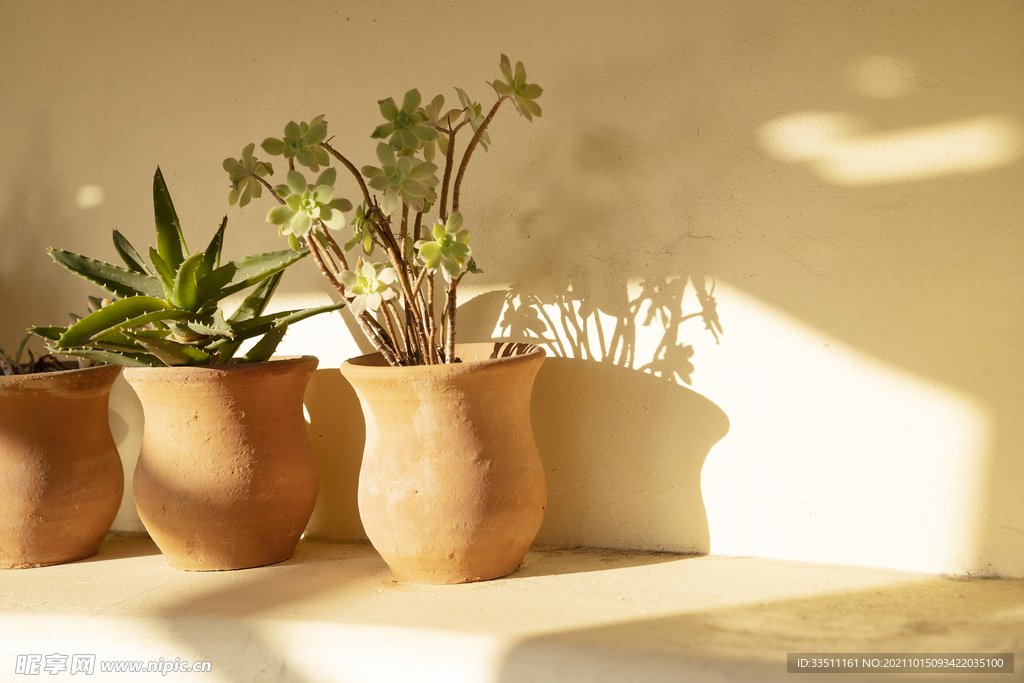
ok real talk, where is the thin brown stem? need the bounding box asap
[439,119,470,221]
[452,97,508,213]
[444,277,458,363]
[380,300,407,364]
[400,203,409,263]
[320,141,373,208]
[302,232,400,366]
[427,275,438,362]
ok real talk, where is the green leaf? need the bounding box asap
[56,296,179,348]
[229,271,282,324]
[148,248,175,291]
[49,248,163,298]
[378,99,399,121]
[241,323,287,362]
[153,167,188,270]
[261,137,286,156]
[112,230,152,275]
[500,54,513,84]
[202,217,227,274]
[401,89,422,113]
[217,301,346,346]
[52,347,163,367]
[29,326,64,342]
[127,334,211,366]
[371,122,394,139]
[172,253,205,311]
[195,248,307,308]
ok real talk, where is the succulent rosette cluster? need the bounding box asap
[339,260,399,316]
[222,55,542,366]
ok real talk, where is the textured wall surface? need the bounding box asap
[1,0,1021,577]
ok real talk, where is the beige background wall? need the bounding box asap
[1,1,1021,577]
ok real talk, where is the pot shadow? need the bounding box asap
[459,284,730,556]
[512,546,699,580]
[72,533,162,563]
[495,576,1024,682]
[302,368,366,541]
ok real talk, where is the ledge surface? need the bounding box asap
[1,536,1022,682]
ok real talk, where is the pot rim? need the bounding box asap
[121,355,319,381]
[341,342,545,376]
[0,362,121,391]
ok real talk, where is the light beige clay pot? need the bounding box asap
[123,356,319,571]
[1,364,124,569]
[341,342,547,584]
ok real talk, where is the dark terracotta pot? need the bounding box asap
[123,356,320,571]
[1,364,124,569]
[341,343,547,584]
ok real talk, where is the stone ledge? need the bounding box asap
[1,535,1021,682]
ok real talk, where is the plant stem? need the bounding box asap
[439,119,470,221]
[452,96,508,213]
[445,277,458,362]
[380,300,407,364]
[320,141,373,209]
[427,274,438,363]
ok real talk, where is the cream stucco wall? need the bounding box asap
[1,1,1021,577]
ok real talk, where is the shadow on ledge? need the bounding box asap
[495,575,1024,683]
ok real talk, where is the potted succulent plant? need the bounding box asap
[32,167,344,571]
[1,337,123,569]
[222,55,547,583]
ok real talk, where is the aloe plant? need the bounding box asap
[32,167,344,367]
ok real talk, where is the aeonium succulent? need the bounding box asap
[222,54,542,366]
[267,168,352,241]
[224,143,273,208]
[338,260,398,316]
[371,89,438,153]
[361,143,439,216]
[492,55,543,121]
[415,212,471,280]
[261,116,330,171]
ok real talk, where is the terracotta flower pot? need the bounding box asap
[341,342,547,584]
[1,364,124,569]
[123,356,320,571]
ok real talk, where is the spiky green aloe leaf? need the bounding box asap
[112,231,152,275]
[195,248,308,309]
[207,302,346,351]
[49,249,163,298]
[201,216,227,276]
[56,296,184,348]
[228,272,282,324]
[153,167,188,270]
[45,346,163,367]
[241,323,287,363]
[172,253,206,311]
[126,333,210,366]
[29,326,64,342]
[147,247,175,292]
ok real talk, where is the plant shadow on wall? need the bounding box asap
[462,272,729,554]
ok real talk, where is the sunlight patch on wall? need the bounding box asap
[692,281,992,574]
[759,112,1022,185]
[75,185,105,209]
